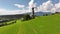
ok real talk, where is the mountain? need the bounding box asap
[35,12,52,16]
[26,11,52,16]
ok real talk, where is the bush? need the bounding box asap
[52,13,55,15]
[21,14,31,21]
[43,14,48,16]
[45,14,48,16]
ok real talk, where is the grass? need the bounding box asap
[0,14,60,34]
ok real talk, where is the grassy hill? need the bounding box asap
[0,14,60,34]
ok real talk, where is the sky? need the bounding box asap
[0,0,60,15]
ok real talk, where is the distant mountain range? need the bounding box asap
[26,12,52,16]
[0,11,52,16]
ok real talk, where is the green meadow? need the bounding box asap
[0,14,60,34]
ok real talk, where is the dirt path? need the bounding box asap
[32,29,38,34]
[17,22,38,34]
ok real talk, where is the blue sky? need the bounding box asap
[0,0,59,10]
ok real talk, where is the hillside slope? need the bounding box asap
[0,14,60,34]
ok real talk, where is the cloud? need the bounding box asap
[54,3,60,12]
[0,9,30,15]
[29,0,34,8]
[28,0,34,13]
[34,3,37,7]
[14,4,25,8]
[37,0,60,13]
[37,0,53,12]
[28,0,38,12]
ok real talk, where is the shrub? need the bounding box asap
[43,14,48,16]
[45,14,48,16]
[52,13,55,15]
[21,14,31,21]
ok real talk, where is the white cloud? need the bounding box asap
[54,3,60,12]
[29,0,34,13]
[34,3,37,7]
[0,9,30,15]
[37,0,53,12]
[37,0,60,13]
[29,0,34,8]
[14,4,25,8]
[28,0,38,12]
